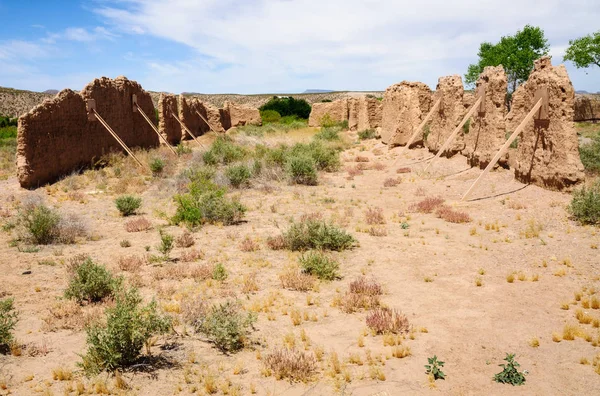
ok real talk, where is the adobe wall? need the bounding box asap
[357,97,382,131]
[178,95,210,138]
[574,95,600,121]
[308,99,349,127]
[463,66,508,168]
[348,98,360,131]
[381,82,432,146]
[507,56,584,190]
[425,75,465,156]
[17,77,159,188]
[223,101,261,128]
[158,93,182,145]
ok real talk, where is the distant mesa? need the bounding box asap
[43,89,59,95]
[303,89,334,94]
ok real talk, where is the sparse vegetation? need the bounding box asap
[494,353,526,386]
[193,300,256,352]
[299,250,340,280]
[569,180,600,225]
[358,129,377,140]
[0,298,18,351]
[264,347,317,382]
[425,355,446,380]
[115,195,142,217]
[278,218,356,251]
[64,258,120,303]
[366,307,410,334]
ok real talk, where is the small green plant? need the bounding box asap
[175,143,192,156]
[505,131,519,148]
[286,156,318,185]
[64,258,120,303]
[226,164,252,188]
[462,118,471,134]
[281,219,356,252]
[299,251,339,280]
[425,355,445,380]
[157,229,174,260]
[149,158,165,175]
[315,126,341,141]
[0,298,18,351]
[212,263,228,281]
[494,353,526,385]
[81,287,171,374]
[195,300,256,352]
[358,129,377,140]
[401,222,410,229]
[569,180,600,225]
[319,113,336,128]
[423,125,431,141]
[115,195,142,216]
[18,203,60,245]
[260,109,282,124]
[580,132,600,173]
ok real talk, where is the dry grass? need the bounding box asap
[280,268,316,292]
[65,253,89,274]
[263,347,317,382]
[355,156,370,163]
[368,226,388,237]
[124,217,152,232]
[340,277,383,313]
[176,231,195,248]
[181,248,205,262]
[365,207,385,225]
[240,236,260,252]
[190,264,214,281]
[242,273,259,294]
[117,255,144,272]
[366,307,410,335]
[396,167,411,174]
[267,235,287,250]
[346,165,364,179]
[435,205,471,223]
[383,177,401,187]
[410,197,445,213]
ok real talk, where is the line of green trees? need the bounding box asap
[0,116,17,128]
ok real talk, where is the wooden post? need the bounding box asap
[391,98,441,167]
[133,99,177,155]
[461,98,543,201]
[424,96,482,172]
[195,110,219,134]
[86,100,143,168]
[170,111,204,148]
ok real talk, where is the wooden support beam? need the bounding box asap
[133,98,177,155]
[424,96,482,172]
[86,99,143,167]
[391,98,441,167]
[195,110,219,134]
[461,97,543,201]
[170,111,204,148]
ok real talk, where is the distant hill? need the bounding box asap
[303,89,334,94]
[43,89,59,95]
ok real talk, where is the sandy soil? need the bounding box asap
[0,128,599,395]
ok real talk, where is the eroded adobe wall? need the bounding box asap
[381,82,432,147]
[203,102,225,132]
[357,97,382,132]
[574,95,600,121]
[463,66,508,168]
[223,101,261,128]
[507,57,584,190]
[425,75,465,156]
[308,99,349,127]
[178,95,208,138]
[158,93,182,145]
[348,98,359,131]
[17,77,159,188]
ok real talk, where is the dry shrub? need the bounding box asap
[372,148,383,155]
[341,277,382,313]
[117,255,144,272]
[366,307,410,334]
[368,226,388,237]
[124,217,152,232]
[365,207,385,225]
[415,187,426,196]
[56,213,88,244]
[372,162,386,171]
[190,264,213,281]
[396,167,411,174]
[264,347,317,382]
[42,300,83,331]
[176,231,195,248]
[66,253,90,274]
[355,156,370,163]
[181,248,205,262]
[279,268,316,292]
[181,296,207,328]
[153,264,189,281]
[346,166,363,178]
[267,235,287,250]
[67,191,86,203]
[435,205,471,223]
[240,236,260,252]
[300,212,323,222]
[508,201,526,210]
[357,162,371,171]
[242,273,259,294]
[410,197,445,213]
[383,177,401,187]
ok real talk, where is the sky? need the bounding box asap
[0,0,599,94]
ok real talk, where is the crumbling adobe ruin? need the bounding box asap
[463,66,508,168]
[348,97,382,132]
[507,57,584,190]
[178,95,213,138]
[574,95,600,121]
[17,76,159,188]
[380,82,432,147]
[223,101,262,128]
[308,99,349,127]
[158,93,182,145]
[425,75,466,156]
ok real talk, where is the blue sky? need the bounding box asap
[0,0,599,94]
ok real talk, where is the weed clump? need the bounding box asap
[115,195,142,217]
[410,197,445,213]
[358,129,377,140]
[264,347,317,382]
[341,277,383,313]
[569,181,600,225]
[299,251,339,280]
[435,205,471,223]
[226,164,252,188]
[279,219,356,252]
[494,353,526,386]
[315,126,341,141]
[0,298,18,351]
[366,307,410,335]
[149,158,165,175]
[202,135,247,165]
[81,287,171,374]
[16,202,86,245]
[286,156,318,185]
[64,258,121,303]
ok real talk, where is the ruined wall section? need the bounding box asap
[223,101,261,128]
[308,99,349,127]
[463,66,508,168]
[508,57,584,190]
[357,97,382,131]
[574,95,600,121]
[158,93,182,145]
[17,77,159,188]
[348,98,360,131]
[425,75,465,156]
[178,95,207,138]
[381,82,432,147]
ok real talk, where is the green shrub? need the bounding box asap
[64,258,120,303]
[0,298,18,350]
[18,203,60,245]
[580,133,600,173]
[425,356,446,380]
[81,287,171,374]
[494,353,526,386]
[202,135,247,165]
[259,97,311,119]
[282,219,356,251]
[315,126,341,141]
[212,263,228,281]
[149,158,165,175]
[226,164,252,188]
[176,144,192,156]
[569,180,600,225]
[172,178,246,227]
[462,118,471,134]
[195,300,256,352]
[290,141,340,171]
[157,229,174,259]
[286,156,318,185]
[115,195,142,216]
[319,114,336,128]
[260,109,281,124]
[358,129,377,140]
[299,251,339,280]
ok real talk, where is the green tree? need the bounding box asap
[465,25,550,92]
[564,31,600,70]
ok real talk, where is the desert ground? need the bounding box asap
[1,123,600,396]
